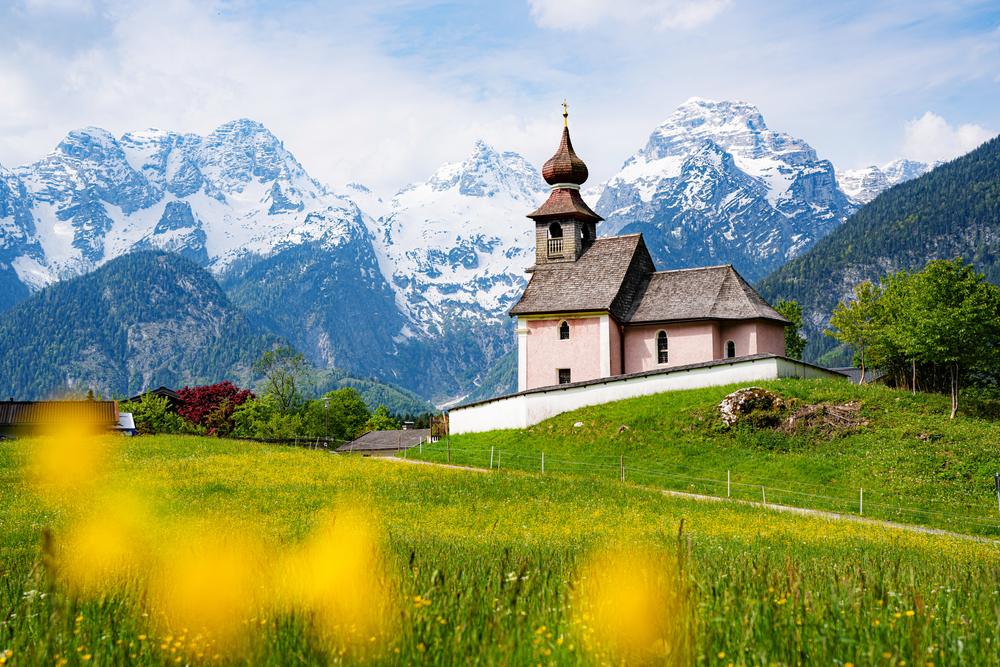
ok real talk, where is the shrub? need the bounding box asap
[177,382,254,433]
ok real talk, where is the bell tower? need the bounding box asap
[527,104,603,267]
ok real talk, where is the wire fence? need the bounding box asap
[394,440,1000,537]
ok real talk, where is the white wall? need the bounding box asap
[450,356,845,435]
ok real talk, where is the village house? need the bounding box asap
[509,110,790,392]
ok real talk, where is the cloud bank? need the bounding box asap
[902,112,995,163]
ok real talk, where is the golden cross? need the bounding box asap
[562,99,569,126]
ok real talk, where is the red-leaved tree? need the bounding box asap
[177,382,255,434]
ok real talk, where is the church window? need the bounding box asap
[558,369,571,384]
[559,321,570,340]
[548,222,563,238]
[726,340,736,358]
[657,331,668,364]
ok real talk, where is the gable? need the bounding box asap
[509,234,653,321]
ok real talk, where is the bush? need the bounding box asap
[177,382,254,434]
[119,394,202,435]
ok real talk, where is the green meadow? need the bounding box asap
[1,410,999,666]
[417,378,1000,536]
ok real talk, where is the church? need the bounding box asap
[448,110,842,435]
[508,110,790,392]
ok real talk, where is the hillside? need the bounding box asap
[755,135,1000,365]
[434,378,1000,535]
[314,369,436,415]
[0,251,283,399]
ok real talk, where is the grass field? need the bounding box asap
[2,425,1000,666]
[410,378,1000,536]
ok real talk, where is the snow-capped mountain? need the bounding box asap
[593,98,856,282]
[10,120,368,291]
[370,141,549,328]
[836,159,939,204]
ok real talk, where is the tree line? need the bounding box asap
[120,347,439,441]
[824,258,1000,418]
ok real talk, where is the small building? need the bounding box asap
[127,386,184,410]
[0,400,123,438]
[336,429,432,457]
[509,113,790,392]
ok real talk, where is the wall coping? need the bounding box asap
[453,354,847,412]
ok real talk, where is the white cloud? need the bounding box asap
[901,112,995,163]
[527,0,730,31]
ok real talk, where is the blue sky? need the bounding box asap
[1,0,997,196]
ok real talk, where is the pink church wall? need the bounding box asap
[624,322,716,373]
[719,320,786,358]
[609,318,622,376]
[525,317,602,389]
[624,319,787,373]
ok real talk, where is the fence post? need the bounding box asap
[727,470,730,498]
[994,473,999,515]
[497,449,501,471]
[620,454,624,483]
[490,446,494,470]
[860,487,864,516]
[542,452,544,475]
[761,486,766,504]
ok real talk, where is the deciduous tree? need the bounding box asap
[825,281,880,384]
[892,259,1000,418]
[775,299,807,360]
[253,347,313,416]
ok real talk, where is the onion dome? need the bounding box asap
[528,106,602,223]
[542,126,589,187]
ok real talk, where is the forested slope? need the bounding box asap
[0,251,283,399]
[756,135,1000,365]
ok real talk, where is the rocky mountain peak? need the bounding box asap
[197,119,312,196]
[420,141,547,201]
[595,98,853,281]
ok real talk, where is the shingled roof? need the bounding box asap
[336,429,431,454]
[509,235,788,325]
[509,234,655,321]
[627,265,790,324]
[0,401,119,426]
[526,187,602,222]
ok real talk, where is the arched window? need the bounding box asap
[581,225,590,240]
[559,321,570,340]
[726,340,736,358]
[548,222,563,238]
[657,330,668,364]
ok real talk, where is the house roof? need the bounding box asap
[509,234,654,321]
[127,386,183,405]
[336,429,431,453]
[0,401,120,426]
[627,265,790,324]
[509,234,788,325]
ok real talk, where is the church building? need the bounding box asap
[508,111,790,392]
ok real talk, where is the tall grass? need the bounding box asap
[1,433,998,666]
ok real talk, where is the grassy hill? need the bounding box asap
[2,431,998,666]
[426,378,1000,535]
